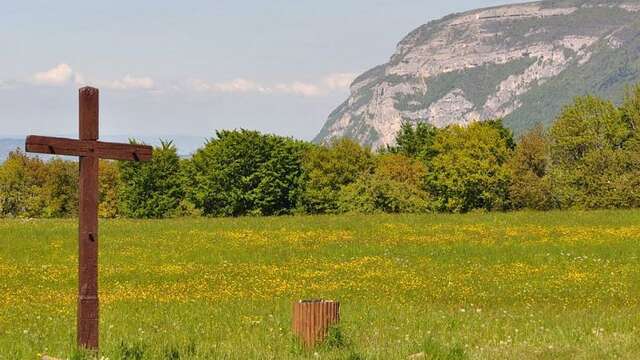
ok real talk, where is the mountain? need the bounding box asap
[315,0,640,148]
[0,139,23,161]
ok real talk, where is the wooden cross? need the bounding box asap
[25,87,153,350]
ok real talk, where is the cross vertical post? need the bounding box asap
[78,87,100,349]
[25,87,153,352]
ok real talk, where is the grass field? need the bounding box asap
[1,210,640,359]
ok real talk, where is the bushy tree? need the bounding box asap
[5,84,640,219]
[99,160,121,218]
[621,84,640,133]
[338,153,430,213]
[0,151,80,218]
[0,150,47,217]
[620,85,640,169]
[118,140,185,218]
[185,130,308,216]
[41,158,78,217]
[550,96,627,166]
[385,121,438,161]
[484,118,516,150]
[426,121,512,212]
[572,148,640,208]
[300,138,373,214]
[508,125,554,210]
[549,95,640,208]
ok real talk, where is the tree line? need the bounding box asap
[1,85,639,218]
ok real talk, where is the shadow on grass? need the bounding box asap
[290,325,366,359]
[420,337,467,360]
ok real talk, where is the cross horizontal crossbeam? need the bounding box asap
[23,87,153,351]
[26,135,152,161]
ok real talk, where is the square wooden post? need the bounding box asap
[25,87,153,352]
[77,87,100,349]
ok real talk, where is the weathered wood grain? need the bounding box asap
[77,86,100,350]
[292,300,340,348]
[24,86,152,351]
[25,135,152,161]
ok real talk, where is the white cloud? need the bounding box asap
[323,73,357,90]
[191,72,354,97]
[29,64,155,91]
[26,66,352,96]
[32,63,73,85]
[191,78,269,94]
[103,75,155,90]
[73,72,87,85]
[273,82,321,96]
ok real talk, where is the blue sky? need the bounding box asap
[1,0,520,140]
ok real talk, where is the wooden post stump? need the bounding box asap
[292,300,340,348]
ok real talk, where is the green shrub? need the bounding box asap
[185,130,308,216]
[0,150,79,218]
[339,153,430,213]
[99,160,121,218]
[300,138,374,214]
[118,140,184,218]
[425,121,512,212]
[549,95,640,209]
[385,121,438,161]
[508,125,554,210]
[40,158,78,218]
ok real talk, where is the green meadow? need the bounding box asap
[1,210,640,359]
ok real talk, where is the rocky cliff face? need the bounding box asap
[315,0,640,148]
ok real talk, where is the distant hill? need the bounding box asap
[0,139,23,161]
[0,136,207,162]
[315,0,640,148]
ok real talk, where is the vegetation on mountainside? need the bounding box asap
[505,35,640,134]
[318,3,640,146]
[395,58,537,112]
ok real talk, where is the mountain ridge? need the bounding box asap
[315,0,640,148]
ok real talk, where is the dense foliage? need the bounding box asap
[0,151,79,218]
[300,138,373,214]
[338,153,429,214]
[425,121,512,212]
[1,85,640,218]
[507,125,554,210]
[118,140,186,218]
[184,130,309,217]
